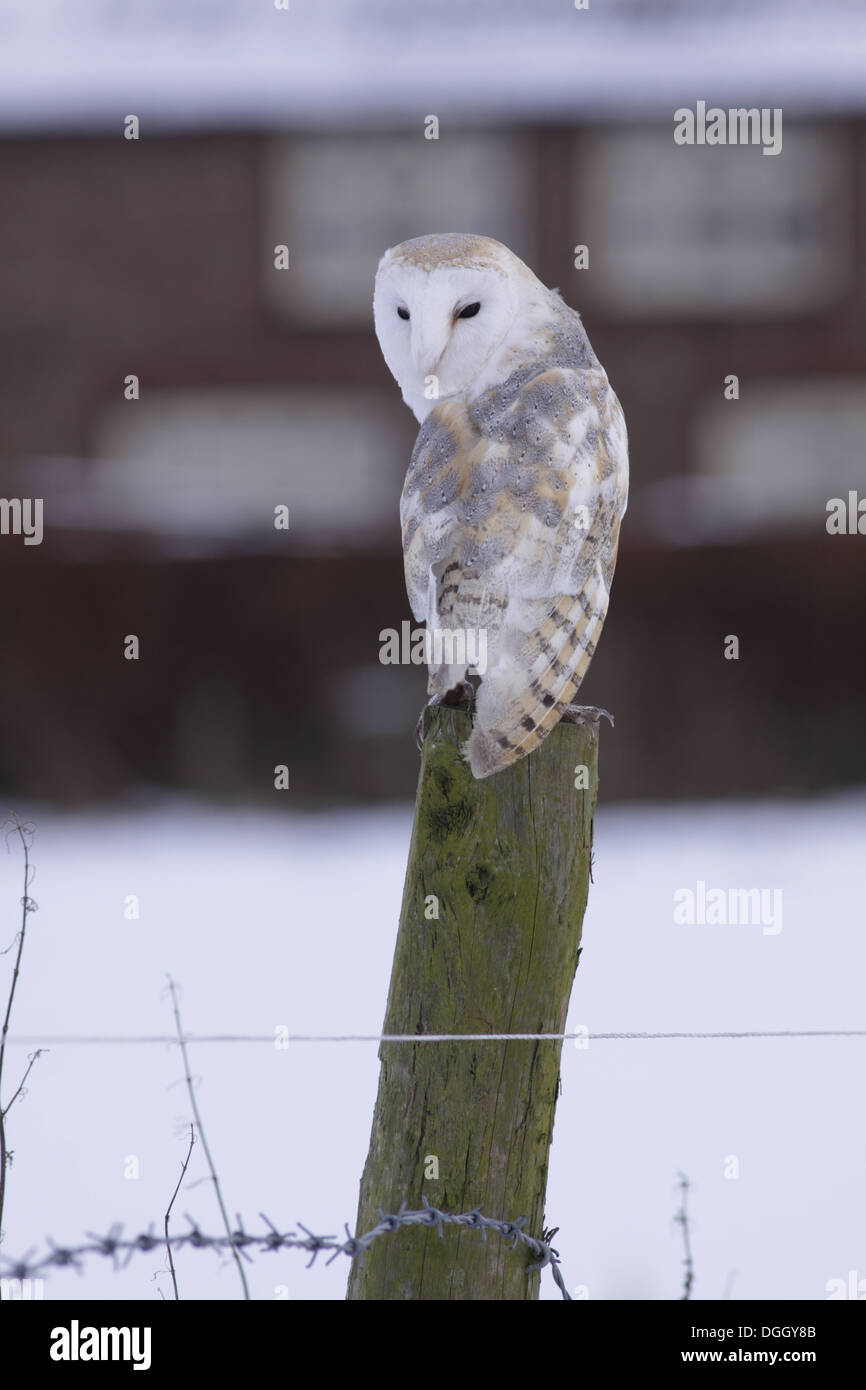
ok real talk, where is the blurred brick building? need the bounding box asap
[1,3,865,804]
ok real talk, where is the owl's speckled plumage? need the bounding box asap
[374,233,628,778]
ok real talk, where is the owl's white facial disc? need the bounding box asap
[374,253,519,422]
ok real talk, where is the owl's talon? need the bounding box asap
[439,680,475,707]
[415,682,476,750]
[561,704,614,728]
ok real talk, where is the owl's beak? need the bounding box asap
[410,323,449,379]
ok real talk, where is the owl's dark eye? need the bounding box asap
[457,302,481,319]
[397,306,410,320]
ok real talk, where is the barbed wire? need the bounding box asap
[0,1197,572,1300]
[3,1028,865,1046]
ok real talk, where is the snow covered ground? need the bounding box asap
[1,791,863,1302]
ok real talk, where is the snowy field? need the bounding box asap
[0,791,864,1302]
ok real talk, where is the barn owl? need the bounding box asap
[373,233,628,779]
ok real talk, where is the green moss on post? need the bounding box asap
[346,704,599,1301]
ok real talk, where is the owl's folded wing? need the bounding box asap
[400,367,628,775]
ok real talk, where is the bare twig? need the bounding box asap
[164,1123,195,1300]
[3,1049,44,1116]
[675,1171,695,1300]
[165,976,250,1299]
[0,817,42,1245]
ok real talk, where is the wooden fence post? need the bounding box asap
[346,702,599,1301]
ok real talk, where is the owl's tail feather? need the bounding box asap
[461,592,606,780]
[462,681,578,779]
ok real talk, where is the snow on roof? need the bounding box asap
[1,0,865,131]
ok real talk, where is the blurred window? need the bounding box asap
[694,380,866,535]
[644,380,866,544]
[264,132,533,323]
[87,388,405,546]
[578,125,847,316]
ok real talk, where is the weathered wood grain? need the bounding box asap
[346,703,599,1300]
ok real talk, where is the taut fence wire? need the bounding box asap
[4,1029,865,1046]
